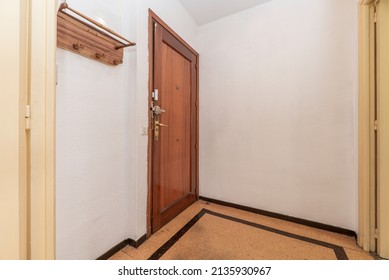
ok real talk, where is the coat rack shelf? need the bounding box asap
[57,3,135,66]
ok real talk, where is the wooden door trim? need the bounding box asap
[29,0,57,259]
[376,0,389,259]
[147,10,199,237]
[148,10,198,56]
[358,0,376,253]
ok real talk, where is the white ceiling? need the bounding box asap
[179,0,272,25]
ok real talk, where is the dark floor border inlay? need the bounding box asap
[148,209,348,260]
[200,196,357,238]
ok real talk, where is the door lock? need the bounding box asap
[152,105,166,116]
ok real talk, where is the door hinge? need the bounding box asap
[373,228,378,239]
[374,120,378,131]
[374,12,377,22]
[25,105,31,130]
[195,100,198,107]
[195,144,198,150]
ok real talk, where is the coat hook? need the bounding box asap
[72,43,84,50]
[95,53,105,59]
[113,59,123,65]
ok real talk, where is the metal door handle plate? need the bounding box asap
[154,119,168,141]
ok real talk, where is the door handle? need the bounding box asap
[157,122,168,127]
[155,120,168,128]
[154,119,168,141]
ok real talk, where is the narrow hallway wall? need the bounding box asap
[56,0,137,260]
[56,0,199,259]
[198,0,359,231]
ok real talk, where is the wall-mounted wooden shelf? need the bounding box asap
[57,3,135,66]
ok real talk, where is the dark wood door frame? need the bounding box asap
[147,10,199,237]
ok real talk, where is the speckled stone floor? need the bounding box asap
[110,200,374,260]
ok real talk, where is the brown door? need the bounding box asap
[151,21,198,233]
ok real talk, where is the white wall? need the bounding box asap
[198,0,358,231]
[56,0,198,259]
[56,0,137,260]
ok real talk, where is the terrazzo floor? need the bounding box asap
[110,200,374,260]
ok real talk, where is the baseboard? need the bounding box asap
[96,239,129,260]
[200,196,357,239]
[128,234,147,249]
[96,234,147,260]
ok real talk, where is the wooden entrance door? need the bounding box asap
[151,19,199,233]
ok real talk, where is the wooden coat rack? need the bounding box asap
[57,3,135,66]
